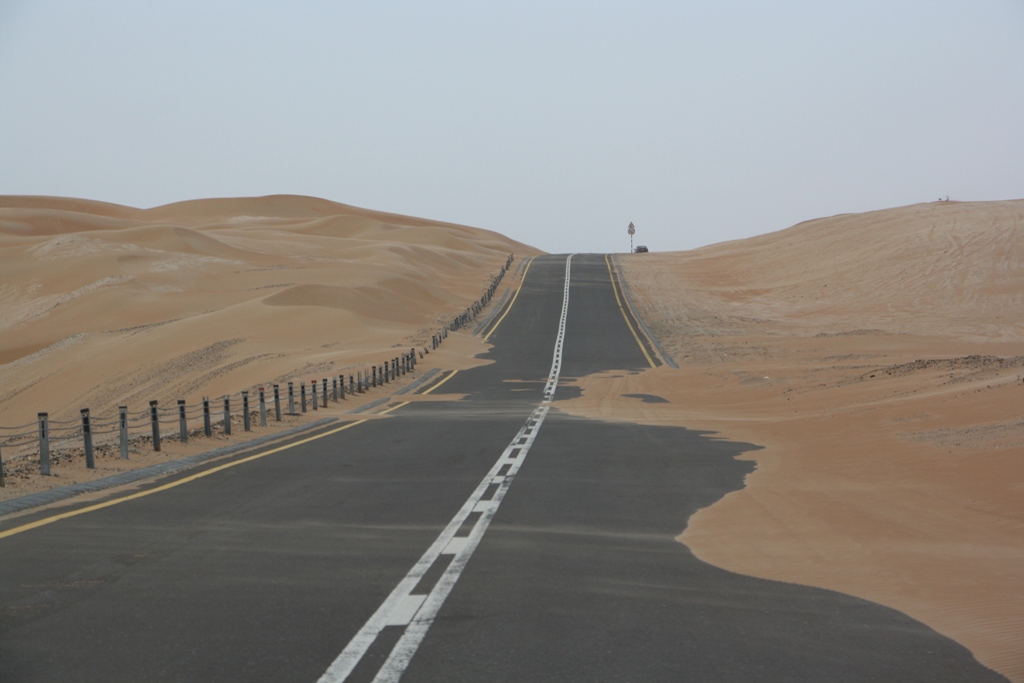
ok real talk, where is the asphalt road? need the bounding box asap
[0,254,1008,682]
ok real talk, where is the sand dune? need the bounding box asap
[0,193,540,435]
[563,199,1024,681]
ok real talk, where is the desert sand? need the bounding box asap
[2,194,1021,679]
[0,194,539,496]
[562,200,1024,681]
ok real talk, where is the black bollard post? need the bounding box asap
[203,397,212,437]
[243,391,251,431]
[223,396,232,436]
[259,387,267,426]
[300,382,307,413]
[81,408,95,469]
[150,401,161,452]
[332,377,338,402]
[178,400,188,443]
[273,384,282,421]
[372,366,377,388]
[119,406,129,459]
[311,381,318,411]
[322,378,328,406]
[339,374,346,400]
[38,413,51,475]
[288,382,295,415]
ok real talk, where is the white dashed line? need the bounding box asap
[316,255,575,683]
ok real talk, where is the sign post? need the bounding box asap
[627,222,635,253]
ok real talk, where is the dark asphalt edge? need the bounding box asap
[512,254,532,277]
[610,253,678,369]
[472,287,511,336]
[474,255,535,337]
[346,368,441,414]
[0,417,339,519]
[392,366,441,395]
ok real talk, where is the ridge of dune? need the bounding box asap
[0,195,144,219]
[563,199,1024,681]
[0,194,543,436]
[673,199,1024,340]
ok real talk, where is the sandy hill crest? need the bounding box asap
[654,199,1024,343]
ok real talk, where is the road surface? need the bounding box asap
[0,254,1007,682]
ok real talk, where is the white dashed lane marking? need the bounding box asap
[317,255,575,683]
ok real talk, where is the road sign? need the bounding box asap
[627,222,635,236]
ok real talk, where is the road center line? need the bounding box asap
[317,255,574,683]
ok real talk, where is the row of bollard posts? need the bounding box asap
[29,378,341,475]
[25,309,453,476]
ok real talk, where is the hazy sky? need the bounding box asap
[1,1,1022,254]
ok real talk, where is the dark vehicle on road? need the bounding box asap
[634,245,648,253]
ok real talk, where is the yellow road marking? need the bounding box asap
[378,401,409,414]
[605,254,656,368]
[0,418,377,541]
[419,370,459,395]
[482,257,533,341]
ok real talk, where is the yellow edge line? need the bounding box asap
[378,401,410,414]
[419,370,459,394]
[482,257,533,341]
[605,254,656,368]
[1,370,466,541]
[0,418,377,541]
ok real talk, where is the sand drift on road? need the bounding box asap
[563,199,1024,681]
